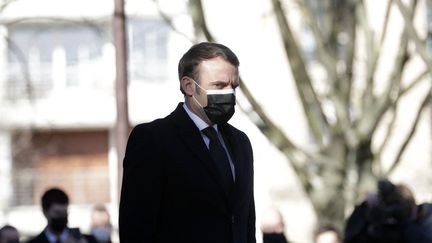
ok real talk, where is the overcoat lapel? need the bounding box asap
[168,103,232,208]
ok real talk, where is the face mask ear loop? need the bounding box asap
[191,78,207,108]
[192,95,204,108]
[191,78,208,94]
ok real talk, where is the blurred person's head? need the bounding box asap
[367,180,417,242]
[370,180,417,223]
[314,225,341,243]
[0,225,20,243]
[261,207,288,243]
[90,205,112,243]
[41,188,69,235]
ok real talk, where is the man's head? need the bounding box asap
[370,180,417,223]
[41,188,69,235]
[314,225,341,243]
[178,42,239,89]
[179,42,240,125]
[90,205,112,243]
[0,225,20,243]
[260,207,285,234]
[260,207,288,243]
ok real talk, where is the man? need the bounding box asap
[344,180,432,243]
[0,225,20,243]
[119,42,256,243]
[314,226,340,243]
[27,188,97,243]
[89,205,112,243]
[260,207,289,243]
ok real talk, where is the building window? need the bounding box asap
[11,130,110,205]
[128,18,170,82]
[6,23,108,99]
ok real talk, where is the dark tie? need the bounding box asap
[55,238,61,243]
[202,127,234,191]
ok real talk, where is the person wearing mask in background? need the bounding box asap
[260,207,289,243]
[27,188,97,243]
[0,225,20,243]
[89,205,111,243]
[119,42,256,243]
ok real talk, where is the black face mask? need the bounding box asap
[263,233,289,243]
[50,216,68,234]
[192,80,236,125]
[203,91,236,124]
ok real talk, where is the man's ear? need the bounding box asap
[181,76,195,96]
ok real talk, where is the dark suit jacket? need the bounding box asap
[119,103,256,243]
[27,229,97,243]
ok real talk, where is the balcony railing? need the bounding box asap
[2,56,167,101]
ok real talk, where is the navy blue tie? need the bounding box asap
[202,127,234,191]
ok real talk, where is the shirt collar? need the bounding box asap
[182,102,218,132]
[44,228,69,243]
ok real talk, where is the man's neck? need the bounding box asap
[183,100,213,130]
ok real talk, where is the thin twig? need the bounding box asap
[385,91,431,176]
[152,0,195,43]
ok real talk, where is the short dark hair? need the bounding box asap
[0,225,18,239]
[178,42,239,93]
[41,188,69,211]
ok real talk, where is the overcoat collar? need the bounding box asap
[167,103,247,210]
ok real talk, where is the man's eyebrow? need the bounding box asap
[209,80,230,84]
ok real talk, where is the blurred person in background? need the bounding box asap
[344,179,432,243]
[260,207,289,243]
[0,225,20,243]
[314,225,341,243]
[27,188,97,243]
[89,205,111,243]
[402,186,432,243]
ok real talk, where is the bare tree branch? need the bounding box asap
[400,69,429,95]
[0,0,18,13]
[379,0,394,47]
[376,68,429,164]
[240,81,312,194]
[271,0,329,147]
[357,0,418,139]
[361,0,393,110]
[189,0,213,42]
[152,0,196,43]
[296,1,337,80]
[385,91,431,176]
[315,0,358,148]
[375,107,396,176]
[395,0,432,72]
[339,1,356,103]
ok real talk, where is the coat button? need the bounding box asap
[231,216,235,224]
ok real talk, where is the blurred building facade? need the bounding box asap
[0,0,431,243]
[0,0,182,240]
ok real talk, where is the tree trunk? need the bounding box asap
[312,134,348,229]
